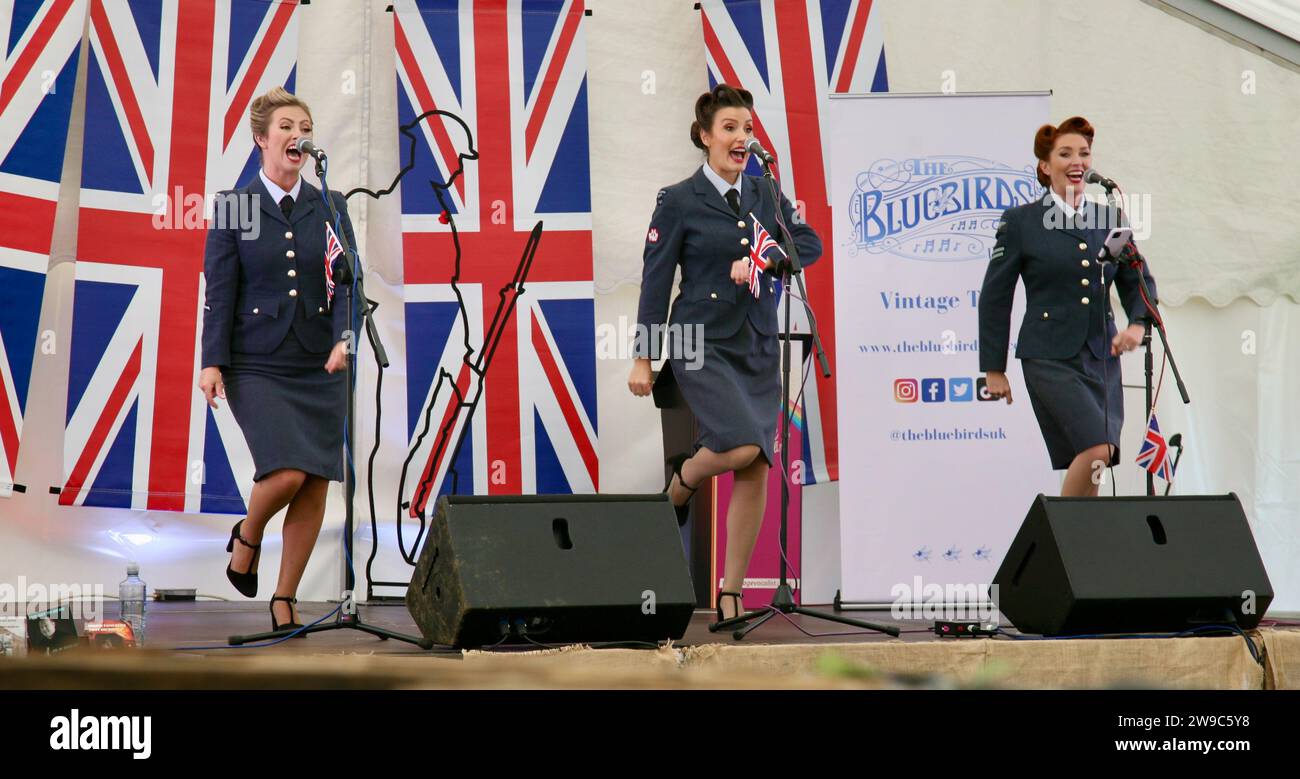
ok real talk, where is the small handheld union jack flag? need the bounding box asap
[1135,413,1174,482]
[747,212,786,299]
[324,221,344,307]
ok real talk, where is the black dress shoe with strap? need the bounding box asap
[270,595,306,637]
[225,519,260,598]
[716,590,746,623]
[664,453,701,527]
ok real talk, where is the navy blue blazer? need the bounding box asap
[978,193,1157,373]
[635,167,822,357]
[201,175,356,370]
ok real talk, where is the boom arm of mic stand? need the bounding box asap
[759,159,830,379]
[316,159,389,368]
[1104,187,1187,405]
[1125,258,1189,405]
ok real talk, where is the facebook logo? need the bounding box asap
[921,378,945,403]
[949,377,973,402]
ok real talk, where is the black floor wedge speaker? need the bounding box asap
[406,494,696,648]
[991,494,1273,636]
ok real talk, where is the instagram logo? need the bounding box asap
[894,378,918,403]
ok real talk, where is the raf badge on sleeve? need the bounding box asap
[989,220,1007,261]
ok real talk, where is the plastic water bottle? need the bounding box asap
[119,564,147,646]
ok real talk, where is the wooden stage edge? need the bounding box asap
[2,602,1298,690]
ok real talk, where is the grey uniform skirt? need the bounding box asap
[223,328,347,482]
[1020,346,1123,471]
[668,318,780,467]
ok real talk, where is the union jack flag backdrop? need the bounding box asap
[700,0,888,483]
[394,0,596,516]
[62,0,301,512]
[0,0,86,497]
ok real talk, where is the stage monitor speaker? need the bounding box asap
[406,494,695,648]
[991,494,1273,636]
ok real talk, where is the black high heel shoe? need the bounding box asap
[225,519,260,598]
[664,453,700,527]
[270,595,306,637]
[716,590,746,623]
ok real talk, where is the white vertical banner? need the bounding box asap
[830,92,1058,604]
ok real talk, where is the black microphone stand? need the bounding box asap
[1143,319,1153,496]
[1100,184,1190,496]
[230,154,432,648]
[709,156,898,640]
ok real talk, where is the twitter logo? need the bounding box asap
[950,377,973,402]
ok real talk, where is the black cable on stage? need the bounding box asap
[996,623,1263,665]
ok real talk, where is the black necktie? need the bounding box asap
[279,195,293,220]
[725,188,740,215]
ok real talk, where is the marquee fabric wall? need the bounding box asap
[0,0,85,499]
[0,0,1296,612]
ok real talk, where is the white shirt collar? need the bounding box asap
[259,168,302,205]
[1049,190,1088,218]
[701,163,743,201]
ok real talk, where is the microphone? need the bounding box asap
[1164,433,1184,495]
[1168,432,1184,471]
[1084,168,1117,191]
[746,138,775,164]
[295,137,327,162]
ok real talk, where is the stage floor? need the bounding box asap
[2,601,1297,690]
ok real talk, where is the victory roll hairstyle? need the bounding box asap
[690,84,754,151]
[1033,116,1094,187]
